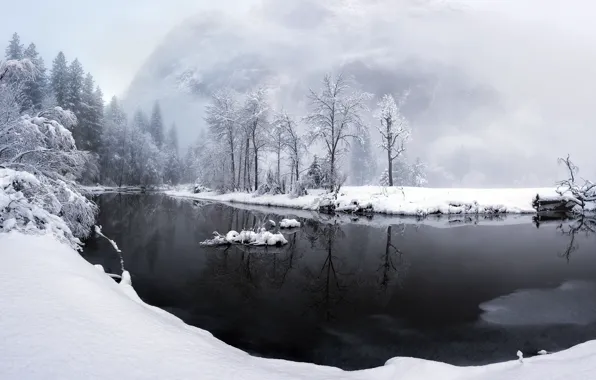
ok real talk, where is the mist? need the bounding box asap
[117,0,596,187]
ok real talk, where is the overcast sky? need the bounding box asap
[0,0,258,99]
[2,0,594,100]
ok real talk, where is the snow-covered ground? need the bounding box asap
[3,231,596,380]
[167,186,562,216]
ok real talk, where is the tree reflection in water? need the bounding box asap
[535,214,596,261]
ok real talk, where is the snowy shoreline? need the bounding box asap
[2,231,596,380]
[166,186,562,217]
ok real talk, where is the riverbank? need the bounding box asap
[167,186,563,216]
[2,231,596,379]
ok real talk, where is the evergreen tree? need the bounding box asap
[78,73,103,152]
[166,123,179,154]
[66,59,84,112]
[163,124,181,184]
[132,108,149,132]
[22,43,47,111]
[5,33,24,60]
[306,155,322,188]
[50,52,69,108]
[149,101,164,148]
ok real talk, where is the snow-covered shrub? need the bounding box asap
[1,60,97,247]
[256,170,283,196]
[0,169,96,249]
[290,178,308,197]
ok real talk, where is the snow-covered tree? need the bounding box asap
[149,101,165,148]
[66,59,84,114]
[5,33,23,60]
[243,86,270,190]
[77,73,103,152]
[50,52,69,108]
[0,60,97,247]
[274,110,305,185]
[305,72,372,191]
[22,43,47,111]
[205,88,239,189]
[375,92,411,186]
[306,155,323,188]
[100,96,129,186]
[132,108,149,133]
[163,124,182,184]
[410,157,427,187]
[350,128,376,185]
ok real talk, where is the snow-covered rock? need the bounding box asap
[201,229,288,246]
[279,219,301,228]
[3,231,596,380]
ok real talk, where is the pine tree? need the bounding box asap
[132,108,149,132]
[78,73,103,152]
[22,43,47,111]
[307,155,322,188]
[66,59,84,112]
[164,124,181,184]
[50,52,69,108]
[149,101,164,148]
[5,33,24,60]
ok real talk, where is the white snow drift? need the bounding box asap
[167,186,564,216]
[3,231,596,380]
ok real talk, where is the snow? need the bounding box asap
[280,218,301,228]
[3,231,596,379]
[201,229,288,246]
[166,186,564,216]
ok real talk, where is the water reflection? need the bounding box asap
[83,194,596,370]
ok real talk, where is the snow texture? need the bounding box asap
[167,186,565,217]
[201,229,288,246]
[279,219,301,228]
[3,231,596,380]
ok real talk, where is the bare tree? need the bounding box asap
[375,92,411,186]
[205,88,239,189]
[556,154,596,213]
[273,110,305,185]
[305,73,372,192]
[243,87,270,191]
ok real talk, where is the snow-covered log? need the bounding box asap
[200,229,288,247]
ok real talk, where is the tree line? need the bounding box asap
[189,72,427,195]
[4,32,183,187]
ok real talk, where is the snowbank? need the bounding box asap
[3,232,596,380]
[280,219,301,228]
[167,186,562,217]
[201,229,288,246]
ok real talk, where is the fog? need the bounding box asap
[3,0,596,186]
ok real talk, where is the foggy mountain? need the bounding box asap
[124,0,596,187]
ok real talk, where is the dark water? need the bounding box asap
[83,194,596,370]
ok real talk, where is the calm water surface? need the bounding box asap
[82,194,596,370]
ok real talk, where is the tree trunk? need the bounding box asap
[254,148,259,190]
[276,149,281,184]
[388,147,393,186]
[295,158,299,183]
[229,136,235,189]
[330,151,335,192]
[237,144,243,189]
[244,137,250,190]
